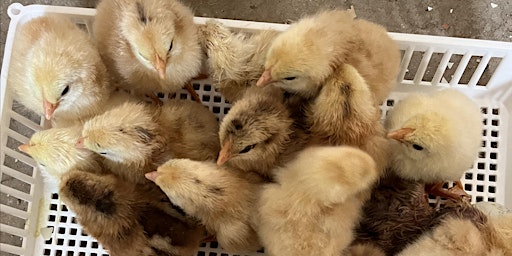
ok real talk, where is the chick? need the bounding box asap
[146,159,261,252]
[385,89,483,200]
[256,10,400,105]
[18,126,105,186]
[198,20,280,102]
[94,0,202,101]
[59,169,206,256]
[306,63,390,172]
[79,100,219,184]
[256,146,378,256]
[217,86,308,179]
[8,15,112,127]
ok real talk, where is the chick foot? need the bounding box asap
[146,93,163,106]
[425,180,471,201]
[184,83,202,103]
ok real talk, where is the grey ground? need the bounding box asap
[0,0,511,255]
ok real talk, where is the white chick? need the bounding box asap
[198,20,280,102]
[94,0,202,101]
[79,100,219,184]
[256,146,378,256]
[385,89,483,199]
[256,10,400,105]
[146,159,261,253]
[8,15,112,127]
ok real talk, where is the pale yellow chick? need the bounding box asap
[146,159,261,253]
[8,15,112,127]
[257,10,400,105]
[94,0,202,100]
[255,146,378,256]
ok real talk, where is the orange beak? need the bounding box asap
[75,137,85,148]
[217,139,233,166]
[18,144,30,153]
[145,171,160,182]
[154,53,166,79]
[387,128,415,142]
[256,69,273,87]
[43,99,58,120]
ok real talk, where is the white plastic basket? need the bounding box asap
[1,3,511,256]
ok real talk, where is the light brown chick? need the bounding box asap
[306,63,390,173]
[94,0,202,98]
[257,10,400,105]
[59,169,206,256]
[8,15,112,127]
[217,86,307,180]
[256,146,379,256]
[79,100,219,183]
[146,159,261,253]
[198,20,280,102]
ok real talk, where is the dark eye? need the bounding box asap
[39,163,46,167]
[284,77,296,81]
[239,144,256,154]
[412,144,424,151]
[100,152,107,155]
[168,40,173,53]
[61,85,70,96]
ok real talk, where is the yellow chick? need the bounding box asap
[8,15,112,127]
[385,89,483,200]
[198,20,280,102]
[306,63,390,172]
[256,10,400,105]
[146,159,261,253]
[256,146,378,256]
[18,126,105,186]
[59,169,207,256]
[94,0,202,101]
[79,100,219,184]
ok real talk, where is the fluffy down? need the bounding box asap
[147,159,261,252]
[256,146,378,256]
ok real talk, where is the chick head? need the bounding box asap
[387,112,467,183]
[28,16,109,120]
[79,102,160,164]
[18,127,96,178]
[217,92,293,169]
[119,0,198,80]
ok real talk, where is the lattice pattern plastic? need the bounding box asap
[1,3,511,256]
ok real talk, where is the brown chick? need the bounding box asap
[217,86,308,180]
[256,146,379,256]
[198,20,280,102]
[78,100,219,184]
[257,10,400,105]
[8,15,112,127]
[146,158,261,253]
[306,64,390,173]
[94,0,202,101]
[59,169,206,256]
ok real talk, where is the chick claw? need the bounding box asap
[425,180,471,201]
[184,83,202,103]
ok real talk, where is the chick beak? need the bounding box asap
[256,69,272,87]
[43,99,58,120]
[75,137,85,148]
[154,54,166,79]
[145,171,160,182]
[387,128,415,142]
[217,139,233,166]
[18,144,29,153]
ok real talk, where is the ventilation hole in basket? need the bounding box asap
[48,215,56,221]
[45,237,52,244]
[68,239,76,246]
[477,57,502,86]
[80,241,87,247]
[488,197,495,202]
[477,163,485,170]
[213,96,222,103]
[488,186,496,193]
[422,52,443,82]
[0,192,29,211]
[490,164,497,171]
[223,108,230,114]
[92,241,99,248]
[75,23,88,32]
[7,136,30,158]
[44,249,51,255]
[465,184,472,191]
[157,92,165,98]
[465,173,473,180]
[481,140,486,147]
[489,175,496,182]
[199,242,206,247]
[1,173,31,194]
[491,141,497,148]
[483,119,488,125]
[404,51,424,80]
[459,55,483,85]
[482,130,487,136]
[12,100,43,125]
[491,119,499,126]
[490,152,497,159]
[50,204,57,211]
[58,227,66,234]
[477,174,485,181]
[9,118,36,138]
[202,95,210,102]
[221,254,229,256]
[70,228,77,235]
[192,83,200,90]
[52,193,59,199]
[3,155,34,177]
[198,252,206,256]
[204,85,212,91]
[492,108,499,115]
[0,211,26,230]
[180,93,188,99]
[208,252,217,256]
[257,248,265,253]
[476,196,484,202]
[386,99,394,106]
[440,54,463,83]
[212,107,220,114]
[60,216,68,223]
[57,250,63,255]
[478,152,485,158]
[62,204,68,211]
[491,131,498,137]
[72,217,77,223]
[481,107,488,114]
[209,241,218,248]
[57,238,64,245]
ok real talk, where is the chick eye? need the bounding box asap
[239,144,256,154]
[284,77,296,81]
[61,85,70,97]
[39,163,46,167]
[99,152,107,155]
[412,144,424,151]
[168,40,173,53]
[138,51,149,61]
